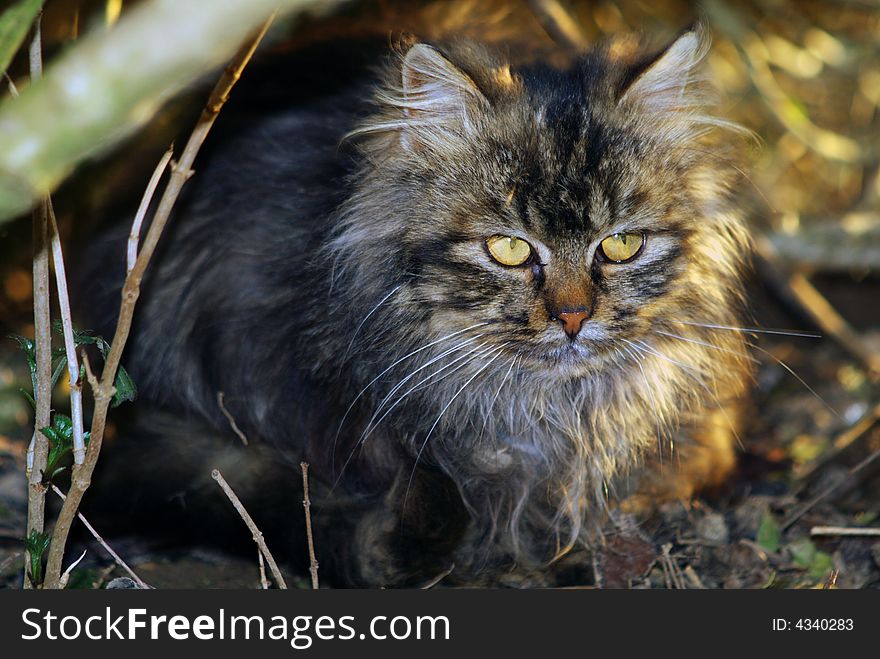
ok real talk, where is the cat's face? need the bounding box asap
[340,29,749,381]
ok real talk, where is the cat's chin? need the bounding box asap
[530,341,609,377]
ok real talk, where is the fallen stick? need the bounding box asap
[810,526,880,537]
[300,462,319,589]
[212,469,287,589]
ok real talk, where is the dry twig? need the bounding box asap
[47,198,86,465]
[51,485,151,589]
[217,391,249,446]
[41,15,276,589]
[300,461,319,589]
[810,526,880,537]
[212,469,287,589]
[127,145,173,274]
[257,549,269,590]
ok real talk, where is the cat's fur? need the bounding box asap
[83,26,753,586]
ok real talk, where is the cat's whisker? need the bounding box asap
[626,338,745,449]
[331,321,489,477]
[678,321,821,339]
[334,341,498,486]
[654,329,760,365]
[339,283,404,365]
[403,343,510,514]
[475,352,520,446]
[366,337,488,436]
[745,340,841,420]
[617,343,666,461]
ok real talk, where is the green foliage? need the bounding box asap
[788,538,834,582]
[40,412,90,482]
[50,322,137,407]
[24,529,51,587]
[0,0,45,74]
[9,324,137,410]
[756,511,782,553]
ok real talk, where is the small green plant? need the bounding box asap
[39,412,90,482]
[24,529,51,588]
[9,322,137,410]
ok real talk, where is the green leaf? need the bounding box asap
[808,551,834,581]
[0,0,45,75]
[38,424,60,445]
[51,353,68,388]
[18,387,35,410]
[788,537,816,568]
[788,538,835,581]
[9,333,37,394]
[53,413,73,439]
[24,528,51,587]
[111,365,137,407]
[756,511,782,553]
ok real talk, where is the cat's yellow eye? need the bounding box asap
[598,232,645,263]
[486,235,533,266]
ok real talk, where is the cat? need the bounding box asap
[82,24,753,587]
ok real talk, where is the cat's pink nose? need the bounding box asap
[556,310,588,339]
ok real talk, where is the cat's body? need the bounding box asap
[83,27,752,586]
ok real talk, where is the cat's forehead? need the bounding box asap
[483,90,669,240]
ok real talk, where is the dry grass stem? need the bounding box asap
[217,391,249,446]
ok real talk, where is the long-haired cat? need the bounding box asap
[82,24,752,586]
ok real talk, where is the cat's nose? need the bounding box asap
[554,309,589,339]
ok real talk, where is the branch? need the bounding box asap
[41,15,275,589]
[212,469,287,589]
[127,145,173,274]
[0,0,338,223]
[23,10,50,590]
[47,198,85,465]
[300,462,319,589]
[51,485,151,589]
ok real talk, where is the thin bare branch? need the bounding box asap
[24,9,50,590]
[51,485,151,589]
[257,549,268,589]
[42,15,276,589]
[811,526,880,537]
[47,198,85,464]
[300,461,319,589]
[217,391,249,446]
[58,550,87,589]
[127,145,173,273]
[212,469,287,589]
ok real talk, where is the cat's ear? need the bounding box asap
[618,25,710,115]
[398,43,489,151]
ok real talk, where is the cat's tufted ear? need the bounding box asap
[398,43,489,151]
[618,25,710,116]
